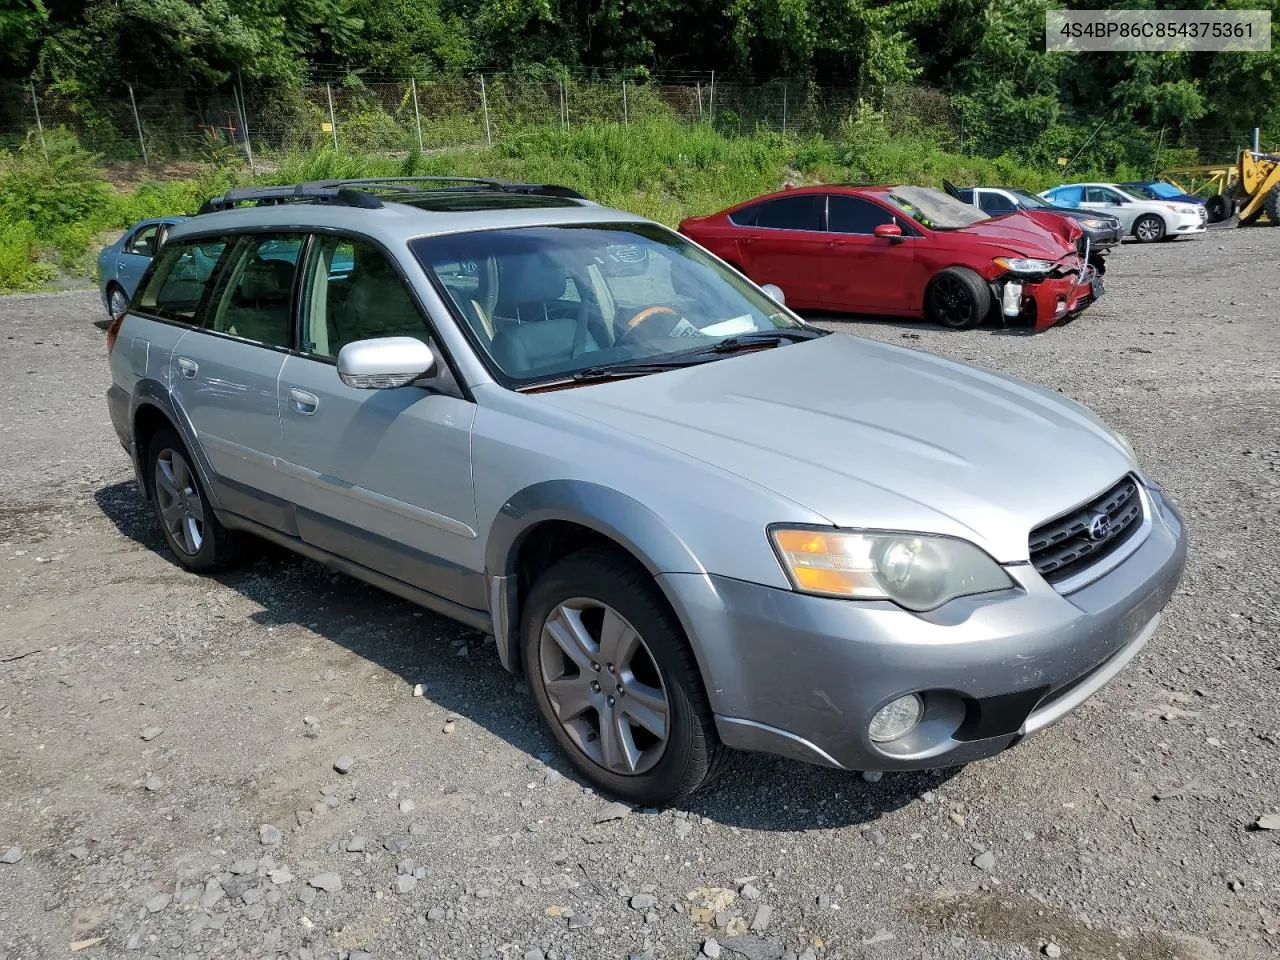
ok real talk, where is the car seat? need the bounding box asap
[490,253,597,373]
[225,257,294,346]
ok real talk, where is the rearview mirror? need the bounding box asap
[337,337,436,389]
[760,283,785,305]
[874,223,904,239]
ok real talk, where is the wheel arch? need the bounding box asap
[483,480,707,676]
[129,383,224,512]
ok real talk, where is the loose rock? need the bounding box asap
[973,850,997,871]
[399,798,416,813]
[258,824,281,845]
[702,938,722,959]
[631,892,658,910]
[0,846,22,864]
[144,893,171,913]
[140,726,163,742]
[333,755,355,774]
[750,904,773,932]
[1043,943,1063,958]
[861,770,883,783]
[345,836,366,853]
[1255,814,1280,831]
[594,800,632,823]
[143,777,162,792]
[308,872,342,892]
[394,875,417,895]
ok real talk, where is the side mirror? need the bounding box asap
[874,223,904,239]
[337,337,436,389]
[760,283,785,305]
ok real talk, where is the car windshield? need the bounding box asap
[1011,189,1051,208]
[881,187,990,229]
[411,223,805,386]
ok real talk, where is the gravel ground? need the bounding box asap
[1,227,1279,960]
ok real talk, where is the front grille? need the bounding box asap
[1029,475,1144,586]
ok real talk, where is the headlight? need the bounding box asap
[1173,205,1199,215]
[770,528,1013,611]
[993,257,1053,274]
[1081,219,1109,229]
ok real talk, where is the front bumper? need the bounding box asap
[1171,211,1207,235]
[1021,266,1101,331]
[1084,225,1124,248]
[663,484,1185,773]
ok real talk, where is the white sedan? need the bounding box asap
[1039,183,1206,243]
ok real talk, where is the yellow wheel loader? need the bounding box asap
[1159,148,1280,225]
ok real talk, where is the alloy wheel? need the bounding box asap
[932,274,972,327]
[538,599,670,775]
[1135,217,1162,241]
[154,448,205,556]
[109,288,129,317]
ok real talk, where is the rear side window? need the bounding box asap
[1085,186,1120,203]
[135,239,228,324]
[203,234,304,349]
[125,224,161,257]
[729,195,823,231]
[1051,186,1083,205]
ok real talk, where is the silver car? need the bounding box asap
[105,177,1187,804]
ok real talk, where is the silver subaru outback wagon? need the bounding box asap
[105,177,1186,804]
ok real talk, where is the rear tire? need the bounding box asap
[522,548,727,805]
[146,427,244,573]
[1132,214,1165,243]
[925,267,991,330]
[1264,184,1280,225]
[107,284,129,319]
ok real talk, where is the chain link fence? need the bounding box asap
[0,75,1260,173]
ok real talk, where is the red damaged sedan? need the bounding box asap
[678,184,1103,331]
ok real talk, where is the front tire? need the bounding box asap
[925,267,991,330]
[522,549,726,805]
[146,428,244,573]
[1133,214,1165,243]
[1264,184,1280,225]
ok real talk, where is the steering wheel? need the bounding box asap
[618,305,680,343]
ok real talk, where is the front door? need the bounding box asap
[276,234,481,608]
[116,223,163,297]
[168,233,303,525]
[821,195,919,313]
[1081,186,1135,230]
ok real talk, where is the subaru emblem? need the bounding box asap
[1087,513,1111,541]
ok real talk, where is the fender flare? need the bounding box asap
[130,380,225,512]
[483,480,707,673]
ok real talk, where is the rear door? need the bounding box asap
[729,194,827,307]
[821,194,919,313]
[167,233,304,526]
[1080,186,1135,229]
[275,234,481,608]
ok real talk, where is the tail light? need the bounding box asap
[105,311,126,355]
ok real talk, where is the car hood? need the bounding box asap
[538,336,1134,563]
[949,213,1077,259]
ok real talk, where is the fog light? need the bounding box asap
[1001,281,1022,317]
[868,694,924,743]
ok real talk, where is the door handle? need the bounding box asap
[289,388,319,415]
[175,357,198,379]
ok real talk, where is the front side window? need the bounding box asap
[1085,187,1122,204]
[412,223,807,385]
[204,234,303,348]
[1012,189,1050,209]
[135,239,228,324]
[977,192,1016,215]
[1049,186,1082,205]
[826,195,898,234]
[298,236,427,359]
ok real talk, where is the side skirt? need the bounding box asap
[218,511,493,635]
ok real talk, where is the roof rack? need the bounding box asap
[198,177,587,215]
[198,184,384,214]
[302,177,588,200]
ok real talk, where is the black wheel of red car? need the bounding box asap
[926,267,991,330]
[1132,214,1165,243]
[1205,194,1232,224]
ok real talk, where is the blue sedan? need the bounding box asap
[97,217,188,317]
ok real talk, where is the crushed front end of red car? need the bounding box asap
[992,233,1104,332]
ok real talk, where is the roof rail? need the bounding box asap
[198,184,383,214]
[301,176,588,200]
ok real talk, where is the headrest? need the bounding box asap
[498,253,569,308]
[239,258,294,301]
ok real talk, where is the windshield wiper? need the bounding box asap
[569,361,689,381]
[707,328,829,353]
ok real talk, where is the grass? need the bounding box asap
[0,119,1128,294]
